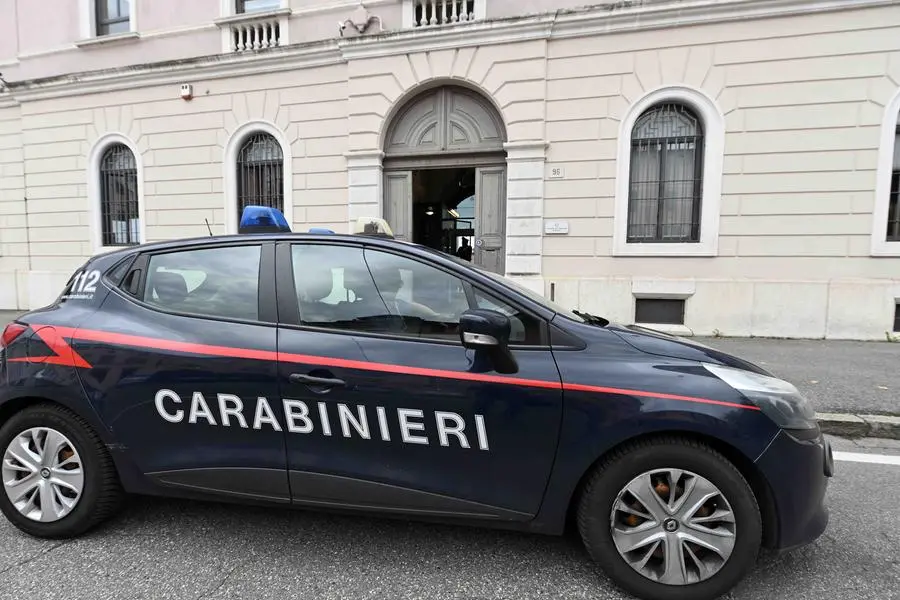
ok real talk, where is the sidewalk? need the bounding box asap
[694,336,900,439]
[2,309,896,435]
[693,336,899,417]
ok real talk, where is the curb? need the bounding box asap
[817,412,900,440]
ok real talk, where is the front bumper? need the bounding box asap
[755,428,833,551]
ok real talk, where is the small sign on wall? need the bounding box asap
[549,166,565,179]
[544,220,569,235]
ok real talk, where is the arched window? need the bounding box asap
[236,132,284,222]
[888,120,900,242]
[627,103,704,243]
[99,143,140,247]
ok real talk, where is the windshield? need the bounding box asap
[434,250,587,323]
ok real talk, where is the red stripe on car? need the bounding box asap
[21,324,760,412]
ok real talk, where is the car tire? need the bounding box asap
[0,403,124,539]
[576,436,762,600]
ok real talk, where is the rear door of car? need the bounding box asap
[274,240,564,520]
[70,240,290,503]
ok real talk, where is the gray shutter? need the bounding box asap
[475,166,506,275]
[383,171,412,242]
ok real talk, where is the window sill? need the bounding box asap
[75,31,141,49]
[871,239,900,257]
[214,8,291,27]
[612,240,717,258]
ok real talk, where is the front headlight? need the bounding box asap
[703,363,817,430]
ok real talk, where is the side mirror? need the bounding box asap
[459,309,518,374]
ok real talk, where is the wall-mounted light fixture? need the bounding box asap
[425,206,435,216]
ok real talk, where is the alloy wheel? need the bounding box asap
[2,427,85,523]
[609,468,737,586]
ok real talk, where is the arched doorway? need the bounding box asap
[382,85,508,274]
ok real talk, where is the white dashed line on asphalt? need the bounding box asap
[833,451,900,466]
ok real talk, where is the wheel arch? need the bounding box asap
[564,430,780,549]
[0,395,115,446]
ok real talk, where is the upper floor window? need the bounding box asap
[99,143,140,247]
[236,132,284,224]
[627,103,704,244]
[97,0,131,36]
[888,125,900,243]
[237,0,281,13]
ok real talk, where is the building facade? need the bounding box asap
[1,0,899,340]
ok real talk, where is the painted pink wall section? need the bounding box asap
[140,0,218,31]
[15,0,81,53]
[0,0,19,62]
[15,31,222,81]
[2,0,602,82]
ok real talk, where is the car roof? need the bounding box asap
[89,230,562,323]
[97,232,430,259]
[92,232,486,279]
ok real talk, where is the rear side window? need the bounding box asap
[105,256,136,286]
[143,245,261,321]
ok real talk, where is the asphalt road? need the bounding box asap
[694,337,900,416]
[0,435,897,600]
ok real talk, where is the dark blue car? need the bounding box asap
[0,208,832,600]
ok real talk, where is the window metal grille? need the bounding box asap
[99,143,140,247]
[96,0,130,36]
[627,103,704,243]
[888,128,900,242]
[236,133,284,221]
[894,303,900,333]
[237,0,281,13]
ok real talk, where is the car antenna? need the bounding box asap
[204,218,213,236]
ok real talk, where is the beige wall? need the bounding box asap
[1,1,900,339]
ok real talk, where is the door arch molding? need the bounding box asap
[380,84,509,275]
[382,84,508,159]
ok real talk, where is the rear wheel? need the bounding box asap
[0,404,123,538]
[576,437,762,600]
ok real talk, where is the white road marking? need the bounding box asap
[833,451,900,466]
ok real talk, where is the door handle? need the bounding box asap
[289,373,347,388]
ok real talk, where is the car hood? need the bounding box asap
[605,323,774,377]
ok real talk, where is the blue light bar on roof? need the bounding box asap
[309,227,335,234]
[238,205,291,234]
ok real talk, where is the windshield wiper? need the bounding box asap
[572,310,609,327]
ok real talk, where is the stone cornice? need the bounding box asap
[0,93,18,109]
[4,0,895,103]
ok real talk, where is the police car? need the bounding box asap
[0,206,832,600]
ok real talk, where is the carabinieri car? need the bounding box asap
[0,207,832,600]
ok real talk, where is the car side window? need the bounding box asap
[291,244,393,332]
[291,244,469,342]
[363,249,472,341]
[289,244,546,345]
[472,288,544,345]
[142,245,261,321]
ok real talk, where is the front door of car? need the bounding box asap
[275,241,563,520]
[71,241,290,503]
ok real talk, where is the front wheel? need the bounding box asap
[0,403,123,539]
[577,437,762,600]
